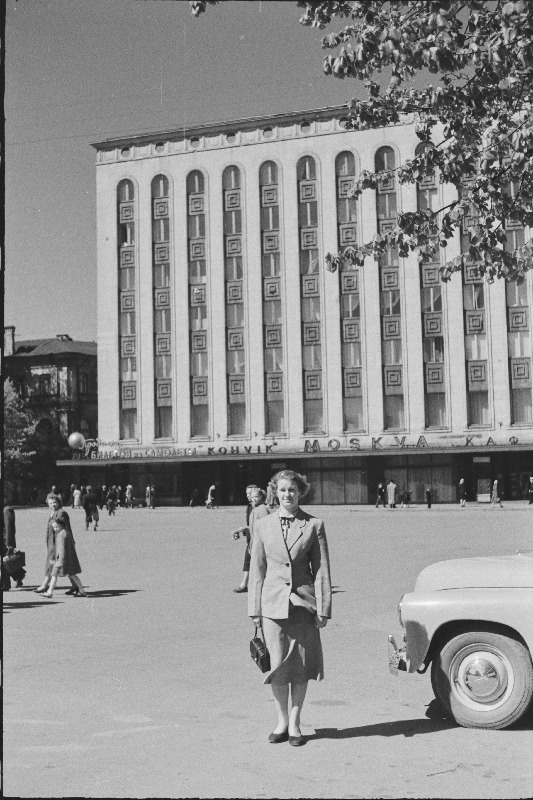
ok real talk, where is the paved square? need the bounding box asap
[4,503,533,798]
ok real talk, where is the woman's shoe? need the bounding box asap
[43,591,53,598]
[268,730,289,743]
[34,587,47,593]
[288,735,305,747]
[75,592,88,597]
[65,588,79,595]
[233,586,248,593]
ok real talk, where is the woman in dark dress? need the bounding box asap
[248,470,332,746]
[43,514,86,598]
[35,496,79,595]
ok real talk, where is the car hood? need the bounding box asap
[414,553,533,591]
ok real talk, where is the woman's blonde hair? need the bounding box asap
[270,470,310,498]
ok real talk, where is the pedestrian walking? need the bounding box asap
[83,485,99,530]
[400,488,410,509]
[386,479,397,508]
[73,486,82,509]
[34,494,64,594]
[425,486,432,508]
[265,480,279,512]
[248,469,332,746]
[458,478,467,507]
[2,505,25,590]
[69,483,76,508]
[145,484,156,509]
[42,514,86,599]
[527,476,533,505]
[205,483,216,509]
[233,486,269,593]
[375,482,386,508]
[189,488,200,507]
[98,485,107,510]
[125,484,133,508]
[491,479,503,508]
[106,485,119,515]
[47,485,62,505]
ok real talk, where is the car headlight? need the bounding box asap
[398,594,405,627]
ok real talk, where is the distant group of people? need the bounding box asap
[189,483,217,508]
[65,483,136,513]
[374,480,432,509]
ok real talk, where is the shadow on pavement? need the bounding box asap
[3,600,60,611]
[83,589,140,599]
[310,716,457,740]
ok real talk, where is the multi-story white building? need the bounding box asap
[66,107,533,504]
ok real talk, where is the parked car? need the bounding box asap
[388,551,533,729]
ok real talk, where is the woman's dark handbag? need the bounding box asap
[250,624,271,673]
[3,550,26,574]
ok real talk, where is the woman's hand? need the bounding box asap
[315,615,328,629]
[252,616,262,626]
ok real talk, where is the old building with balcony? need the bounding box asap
[4,327,97,496]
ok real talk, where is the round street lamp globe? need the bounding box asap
[68,432,86,450]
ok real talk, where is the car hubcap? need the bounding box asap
[450,646,514,711]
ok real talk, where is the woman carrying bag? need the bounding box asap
[248,470,332,746]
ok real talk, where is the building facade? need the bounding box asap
[64,107,533,504]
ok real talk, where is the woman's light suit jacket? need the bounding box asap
[248,508,332,620]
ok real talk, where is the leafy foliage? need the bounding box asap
[3,379,36,502]
[191,0,533,282]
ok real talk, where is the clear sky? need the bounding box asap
[5,0,357,341]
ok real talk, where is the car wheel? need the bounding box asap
[431,630,533,730]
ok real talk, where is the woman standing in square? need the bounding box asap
[248,470,332,746]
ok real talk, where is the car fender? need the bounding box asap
[401,588,533,673]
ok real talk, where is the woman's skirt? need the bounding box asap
[262,604,324,685]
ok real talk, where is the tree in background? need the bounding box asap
[3,379,36,503]
[191,0,532,283]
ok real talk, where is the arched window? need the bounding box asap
[260,161,285,433]
[223,166,247,436]
[187,170,209,437]
[416,143,447,428]
[375,147,404,430]
[117,179,138,440]
[297,156,323,433]
[152,175,173,438]
[336,152,363,431]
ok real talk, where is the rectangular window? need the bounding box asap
[344,396,363,431]
[511,388,533,424]
[120,408,137,440]
[191,405,209,437]
[155,406,172,438]
[467,391,490,425]
[425,393,446,428]
[304,399,323,433]
[228,403,246,436]
[384,395,404,429]
[266,400,284,434]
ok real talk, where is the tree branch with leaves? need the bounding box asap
[191,0,532,283]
